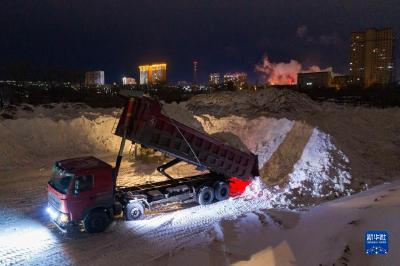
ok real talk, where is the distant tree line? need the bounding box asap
[0,83,124,108]
[0,83,206,109]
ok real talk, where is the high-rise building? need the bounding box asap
[349,28,395,87]
[139,63,167,85]
[209,73,221,85]
[223,72,247,89]
[122,77,136,85]
[85,71,105,86]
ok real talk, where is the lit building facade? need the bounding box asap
[297,71,333,88]
[139,63,167,85]
[349,28,395,87]
[223,72,247,89]
[209,73,221,85]
[122,77,136,85]
[85,71,105,86]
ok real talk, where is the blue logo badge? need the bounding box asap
[365,231,389,255]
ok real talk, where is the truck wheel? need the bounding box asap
[214,181,230,201]
[196,186,214,205]
[84,210,110,233]
[125,202,144,221]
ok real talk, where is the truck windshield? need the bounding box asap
[49,164,74,194]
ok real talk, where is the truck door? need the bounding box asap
[69,174,95,221]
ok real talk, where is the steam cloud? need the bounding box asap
[255,56,332,85]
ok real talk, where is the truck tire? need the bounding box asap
[125,202,144,221]
[214,181,230,201]
[196,186,214,205]
[84,210,110,233]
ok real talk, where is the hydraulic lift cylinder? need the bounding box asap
[113,97,135,187]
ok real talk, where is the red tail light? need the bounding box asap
[228,177,252,197]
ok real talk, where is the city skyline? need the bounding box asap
[1,1,399,83]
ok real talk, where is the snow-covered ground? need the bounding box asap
[0,164,399,265]
[1,89,399,265]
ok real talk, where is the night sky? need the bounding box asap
[1,0,399,83]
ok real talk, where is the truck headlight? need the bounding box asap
[59,213,69,223]
[46,207,58,220]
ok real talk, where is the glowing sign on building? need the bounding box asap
[139,63,167,85]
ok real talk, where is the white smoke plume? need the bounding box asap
[255,55,333,85]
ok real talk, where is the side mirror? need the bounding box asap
[74,180,80,195]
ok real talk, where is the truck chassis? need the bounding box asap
[116,170,230,220]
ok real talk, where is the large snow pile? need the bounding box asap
[186,88,319,120]
[0,103,121,170]
[196,115,351,207]
[162,102,250,153]
[186,89,400,198]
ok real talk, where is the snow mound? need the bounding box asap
[161,102,204,132]
[162,102,250,153]
[0,115,122,170]
[1,102,118,120]
[196,115,352,206]
[187,89,319,119]
[187,88,400,193]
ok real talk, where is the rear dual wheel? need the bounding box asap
[214,181,230,201]
[196,186,215,205]
[196,181,230,205]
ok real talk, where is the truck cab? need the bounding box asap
[47,156,115,233]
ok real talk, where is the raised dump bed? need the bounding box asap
[115,96,259,180]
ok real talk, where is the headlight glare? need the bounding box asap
[59,213,69,223]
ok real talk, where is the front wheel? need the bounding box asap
[84,210,110,233]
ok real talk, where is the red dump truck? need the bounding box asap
[46,92,259,233]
